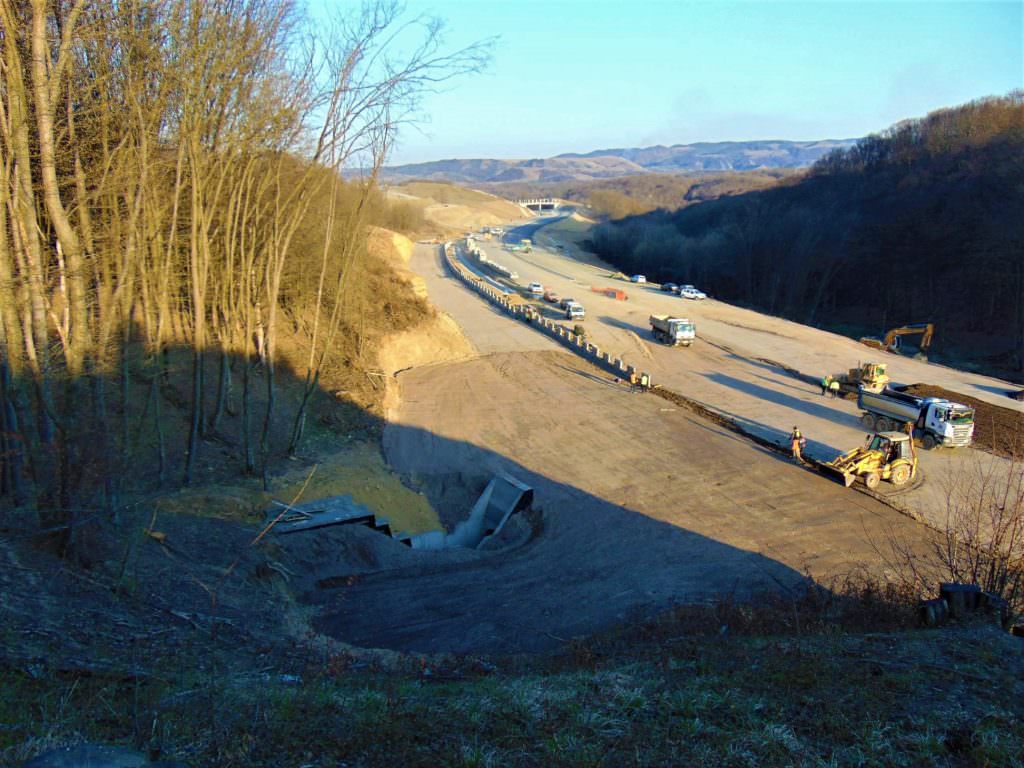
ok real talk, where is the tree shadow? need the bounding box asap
[1,335,864,659]
[599,315,651,336]
[703,372,857,430]
[310,420,815,655]
[971,383,1022,399]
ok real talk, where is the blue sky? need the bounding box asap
[313,1,1023,164]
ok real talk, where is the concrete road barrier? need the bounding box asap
[440,242,652,387]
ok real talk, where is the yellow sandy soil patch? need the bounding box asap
[421,202,525,233]
[367,226,427,298]
[368,226,414,265]
[541,211,595,241]
[152,442,442,534]
[390,181,528,232]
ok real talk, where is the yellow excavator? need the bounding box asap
[860,323,934,360]
[821,431,918,490]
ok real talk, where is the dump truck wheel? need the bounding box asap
[860,413,876,430]
[864,472,881,490]
[922,434,937,450]
[891,465,911,486]
[875,417,892,432]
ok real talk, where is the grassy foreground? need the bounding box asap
[3,618,1020,767]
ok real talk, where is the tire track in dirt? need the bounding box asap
[627,330,654,361]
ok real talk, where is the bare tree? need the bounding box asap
[0,0,492,547]
[882,453,1024,612]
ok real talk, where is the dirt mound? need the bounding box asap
[378,313,476,417]
[368,226,414,265]
[389,181,528,233]
[903,384,1024,457]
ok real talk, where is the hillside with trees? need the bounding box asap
[588,93,1024,377]
[0,0,486,550]
[380,139,855,184]
[482,169,795,218]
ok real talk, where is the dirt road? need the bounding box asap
[481,220,1021,531]
[311,219,1019,655]
[314,346,930,653]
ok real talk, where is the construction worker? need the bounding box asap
[790,427,804,463]
[829,378,841,399]
[628,371,638,393]
[639,373,650,393]
[820,374,831,396]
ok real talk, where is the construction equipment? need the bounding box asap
[821,431,918,489]
[859,388,974,448]
[860,323,934,360]
[650,315,696,347]
[833,362,889,394]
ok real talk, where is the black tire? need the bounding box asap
[891,464,911,486]
[865,472,881,490]
[922,434,937,450]
[860,413,876,430]
[876,417,892,432]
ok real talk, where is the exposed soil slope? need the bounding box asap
[905,383,1024,457]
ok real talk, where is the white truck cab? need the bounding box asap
[565,302,585,320]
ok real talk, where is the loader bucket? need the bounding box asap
[820,462,857,487]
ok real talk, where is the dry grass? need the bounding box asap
[3,622,1020,767]
[3,575,1021,767]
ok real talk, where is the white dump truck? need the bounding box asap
[649,315,696,346]
[857,388,975,449]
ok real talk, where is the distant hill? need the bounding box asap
[381,139,857,184]
[556,139,857,172]
[586,93,1024,378]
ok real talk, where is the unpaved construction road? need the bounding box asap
[317,350,928,654]
[310,223,974,654]
[477,217,1023,532]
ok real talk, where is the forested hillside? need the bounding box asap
[482,169,794,218]
[380,139,854,183]
[0,1,483,554]
[588,93,1024,376]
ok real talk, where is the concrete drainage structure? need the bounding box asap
[410,472,533,550]
[265,472,533,552]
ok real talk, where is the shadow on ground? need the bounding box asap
[309,420,812,656]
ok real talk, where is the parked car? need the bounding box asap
[630,274,647,283]
[661,282,678,293]
[527,282,544,297]
[559,296,576,309]
[543,289,560,303]
[679,285,707,300]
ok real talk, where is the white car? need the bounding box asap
[679,285,707,300]
[630,274,647,283]
[527,282,544,297]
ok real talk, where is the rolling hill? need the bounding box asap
[381,139,857,184]
[586,93,1024,378]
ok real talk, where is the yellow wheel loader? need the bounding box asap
[822,431,918,490]
[833,361,889,394]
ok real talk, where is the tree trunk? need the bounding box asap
[208,347,230,433]
[184,350,203,486]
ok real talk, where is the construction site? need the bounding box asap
[278,199,1024,655]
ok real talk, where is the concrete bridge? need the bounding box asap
[517,197,558,211]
